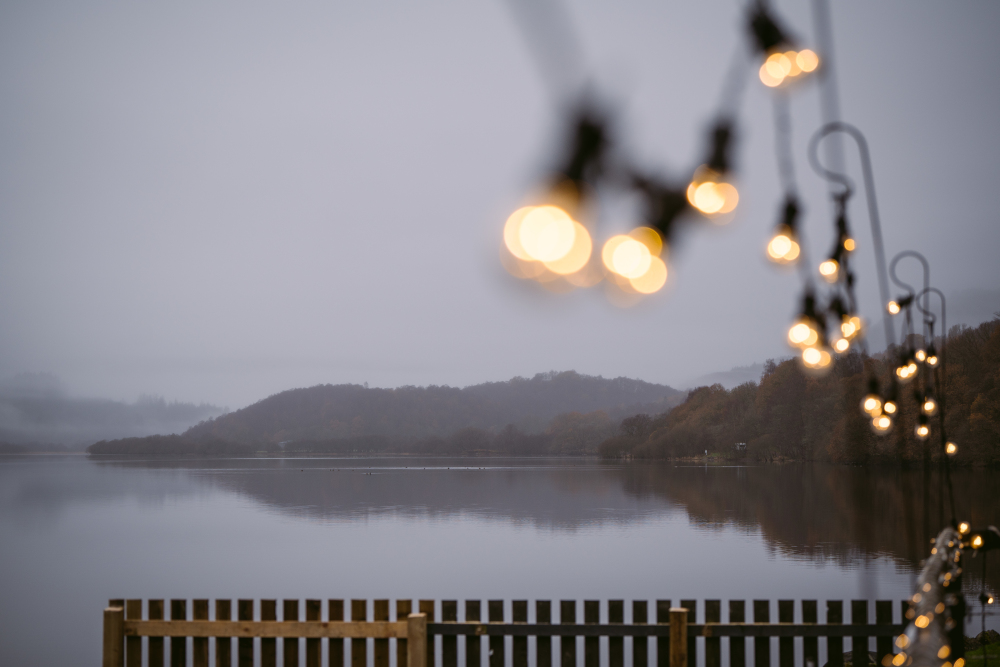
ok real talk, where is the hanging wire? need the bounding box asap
[502,0,588,106]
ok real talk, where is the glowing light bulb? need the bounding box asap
[543,220,592,276]
[915,349,926,362]
[908,362,917,374]
[927,355,939,366]
[833,337,850,353]
[801,345,832,373]
[915,423,930,440]
[892,653,906,666]
[958,522,970,534]
[883,400,897,415]
[687,167,738,217]
[759,49,819,87]
[895,365,910,381]
[518,205,577,262]
[861,395,882,416]
[609,237,652,279]
[972,535,983,548]
[887,301,901,315]
[788,320,819,348]
[818,259,839,282]
[766,227,800,264]
[872,414,893,433]
[504,207,538,261]
[629,256,668,294]
[796,49,819,72]
[946,442,957,455]
[922,398,938,416]
[843,238,856,252]
[840,316,862,340]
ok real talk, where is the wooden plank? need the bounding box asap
[423,622,904,639]
[656,600,671,667]
[397,600,412,667]
[827,601,844,667]
[307,600,321,667]
[753,601,769,667]
[261,601,276,667]
[216,600,232,667]
[632,601,648,667]
[193,600,209,667]
[352,600,368,667]
[465,601,481,667]
[237,600,253,667]
[875,601,893,667]
[668,609,686,667]
[608,600,623,667]
[512,600,528,667]
[728,601,745,667]
[584,601,599,667]
[375,600,391,667]
[104,606,125,667]
[151,600,166,667]
[680,600,695,667]
[330,600,345,667]
[778,600,793,667]
[418,600,434,667]
[852,601,868,667]
[408,614,427,667]
[802,600,818,667]
[489,600,504,667]
[126,600,142,667]
[172,600,188,667]
[536,601,551,667]
[560,601,576,667]
[285,600,300,667]
[704,601,720,667]
[419,600,434,667]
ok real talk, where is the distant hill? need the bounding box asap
[682,362,771,390]
[179,370,683,446]
[0,373,227,449]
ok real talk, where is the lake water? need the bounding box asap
[0,456,996,666]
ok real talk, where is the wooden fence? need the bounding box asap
[103,598,911,667]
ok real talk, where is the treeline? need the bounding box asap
[87,410,617,457]
[600,317,1000,465]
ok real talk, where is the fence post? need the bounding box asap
[408,613,427,667]
[669,608,687,667]
[104,606,125,667]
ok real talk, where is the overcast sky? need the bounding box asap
[0,0,998,408]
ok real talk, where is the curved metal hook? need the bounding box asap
[808,126,854,198]
[889,251,928,299]
[915,286,945,331]
[809,121,894,349]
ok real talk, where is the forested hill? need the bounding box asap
[181,371,683,446]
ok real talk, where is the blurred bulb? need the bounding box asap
[908,362,918,374]
[801,345,832,373]
[788,319,819,348]
[544,221,592,276]
[833,337,850,353]
[887,301,901,315]
[922,398,938,416]
[883,400,897,415]
[687,166,738,217]
[629,256,668,294]
[819,259,839,282]
[989,596,995,604]
[946,442,957,455]
[872,414,893,433]
[609,237,652,279]
[504,206,537,261]
[518,206,577,262]
[766,226,800,264]
[927,355,939,366]
[915,349,927,362]
[959,522,970,534]
[797,49,820,72]
[973,535,984,548]
[915,424,930,439]
[862,395,882,416]
[896,365,910,381]
[759,49,819,87]
[843,238,856,252]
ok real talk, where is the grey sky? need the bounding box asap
[1,0,998,408]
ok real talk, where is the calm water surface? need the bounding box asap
[0,456,996,666]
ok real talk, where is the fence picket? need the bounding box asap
[875,601,893,667]
[285,600,300,667]
[512,600,528,667]
[536,601,551,667]
[151,600,165,667]
[465,601,481,667]
[728,601,745,667]
[172,600,187,667]
[375,600,390,667]
[329,600,345,667]
[560,601,576,667]
[584,601,599,667]
[608,600,623,667]
[489,600,504,667]
[193,600,208,667]
[778,600,793,667]
[261,600,276,667]
[215,600,232,667]
[237,600,253,667]
[419,600,435,667]
[802,601,817,667]
[852,600,869,667]
[126,599,142,667]
[827,601,844,667]
[656,600,671,667]
[306,600,321,667]
[353,600,368,667]
[441,601,457,667]
[704,601,720,667]
[632,601,648,667]
[680,600,695,667]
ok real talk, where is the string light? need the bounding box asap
[946,442,957,455]
[766,198,801,264]
[958,522,970,534]
[915,349,927,363]
[915,415,930,440]
[749,5,820,88]
[872,414,893,433]
[922,396,938,416]
[818,258,839,282]
[887,300,901,315]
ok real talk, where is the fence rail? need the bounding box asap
[103,598,911,667]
